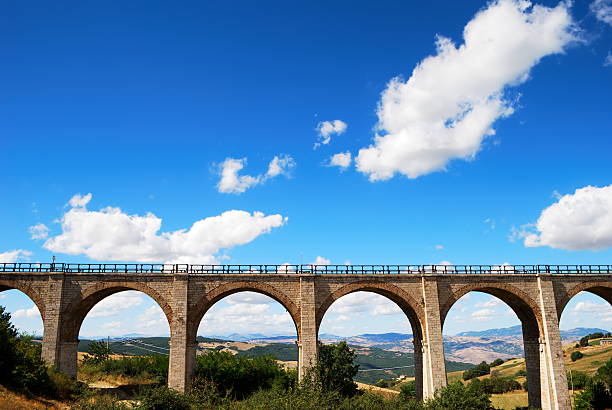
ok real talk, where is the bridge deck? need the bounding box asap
[1,262,611,274]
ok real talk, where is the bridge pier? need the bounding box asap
[298,276,318,380]
[537,277,570,410]
[523,337,542,408]
[41,272,78,377]
[420,277,447,398]
[168,274,195,392]
[413,338,424,400]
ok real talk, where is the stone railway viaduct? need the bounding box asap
[1,263,611,410]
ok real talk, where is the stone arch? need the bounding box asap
[193,281,300,342]
[315,280,425,339]
[440,281,542,338]
[61,281,174,342]
[556,282,612,320]
[0,280,46,320]
[439,281,544,409]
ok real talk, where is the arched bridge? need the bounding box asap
[2,263,611,410]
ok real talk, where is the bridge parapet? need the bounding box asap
[1,262,611,275]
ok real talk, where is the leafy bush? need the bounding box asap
[80,355,169,385]
[376,379,389,388]
[138,386,192,410]
[514,369,526,377]
[399,380,417,401]
[596,358,612,389]
[194,350,293,399]
[426,382,492,410]
[82,341,111,365]
[470,377,520,394]
[568,371,591,390]
[489,359,504,367]
[0,306,53,395]
[73,395,130,410]
[315,341,359,397]
[574,381,612,410]
[463,361,490,380]
[572,351,584,361]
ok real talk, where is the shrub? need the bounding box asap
[574,381,612,410]
[567,371,590,390]
[489,359,504,367]
[315,341,359,397]
[514,369,527,377]
[426,382,492,410]
[138,386,192,410]
[81,341,111,365]
[471,377,520,394]
[596,358,612,389]
[375,379,389,388]
[194,350,292,399]
[463,361,490,380]
[399,380,417,401]
[73,395,130,410]
[571,351,584,362]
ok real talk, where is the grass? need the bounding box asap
[490,391,528,409]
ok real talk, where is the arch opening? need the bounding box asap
[66,289,172,385]
[194,290,299,375]
[558,290,612,394]
[442,290,542,409]
[318,290,424,399]
[0,288,44,337]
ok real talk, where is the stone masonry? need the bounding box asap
[1,267,611,410]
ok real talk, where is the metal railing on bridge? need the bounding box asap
[0,263,611,275]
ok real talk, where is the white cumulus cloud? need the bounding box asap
[13,305,41,319]
[521,185,612,251]
[88,291,144,318]
[328,152,352,170]
[0,250,32,263]
[69,193,92,208]
[355,0,577,181]
[315,120,347,147]
[29,223,49,240]
[217,155,295,194]
[471,308,496,322]
[591,0,612,25]
[43,193,287,263]
[310,256,331,265]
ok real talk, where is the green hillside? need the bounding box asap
[78,336,473,385]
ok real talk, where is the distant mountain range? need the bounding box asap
[81,326,608,365]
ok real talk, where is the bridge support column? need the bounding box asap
[298,276,318,380]
[537,276,570,410]
[413,338,424,400]
[523,337,542,409]
[41,272,76,377]
[421,277,447,399]
[168,274,195,392]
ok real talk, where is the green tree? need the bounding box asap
[426,382,493,410]
[463,361,490,380]
[399,380,417,401]
[315,341,359,397]
[82,341,111,365]
[0,305,55,395]
[572,351,584,362]
[574,381,612,410]
[489,358,504,367]
[375,378,389,388]
[596,358,612,389]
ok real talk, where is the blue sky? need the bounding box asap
[1,0,611,339]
